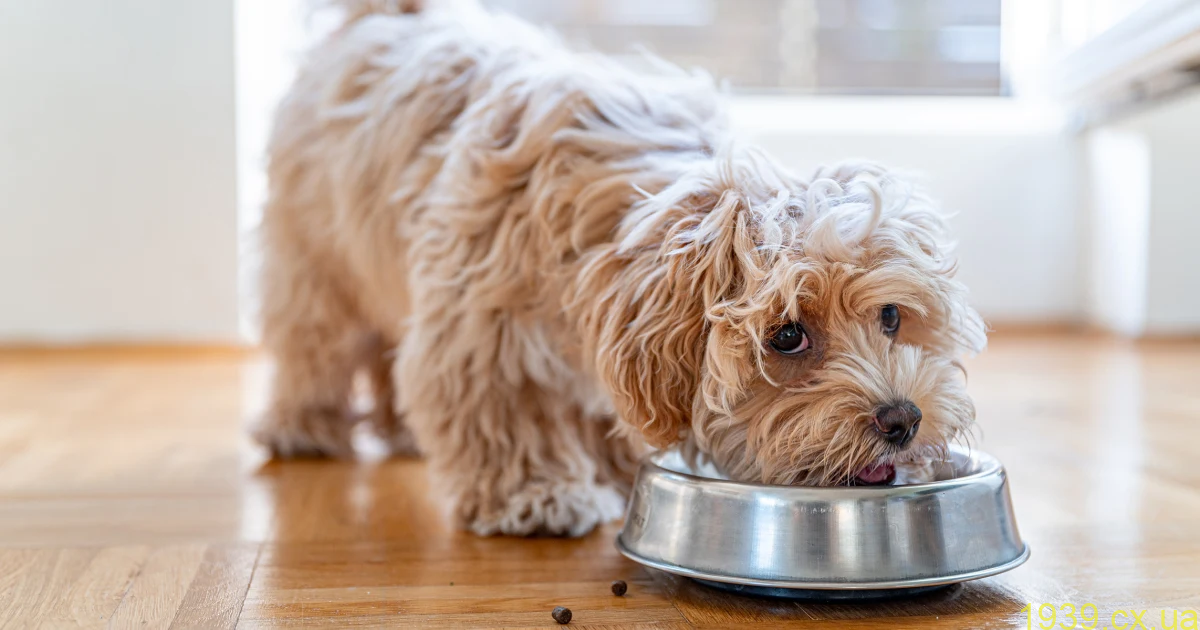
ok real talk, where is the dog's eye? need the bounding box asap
[769,323,810,355]
[881,305,900,335]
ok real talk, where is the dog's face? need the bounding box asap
[581,160,986,486]
[693,247,982,486]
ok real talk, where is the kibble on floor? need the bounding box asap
[551,606,572,624]
[611,580,627,596]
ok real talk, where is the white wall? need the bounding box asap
[1133,90,1200,333]
[732,98,1083,325]
[10,2,1171,343]
[1082,88,1200,336]
[0,1,239,343]
[1084,130,1151,336]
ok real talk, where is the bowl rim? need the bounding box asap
[643,445,1002,495]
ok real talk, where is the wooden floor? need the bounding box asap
[2,333,1199,629]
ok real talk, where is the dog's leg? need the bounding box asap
[361,333,420,457]
[441,401,626,537]
[254,243,365,458]
[400,324,625,537]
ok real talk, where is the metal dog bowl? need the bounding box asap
[616,446,1028,599]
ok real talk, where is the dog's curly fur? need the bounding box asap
[253,0,987,536]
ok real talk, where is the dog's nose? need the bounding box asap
[873,401,922,447]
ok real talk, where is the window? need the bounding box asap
[486,0,1003,95]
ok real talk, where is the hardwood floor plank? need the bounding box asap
[237,614,692,629]
[35,546,151,629]
[0,548,94,629]
[168,544,260,630]
[248,527,643,590]
[106,545,208,630]
[1016,523,1200,609]
[240,579,685,627]
[1,337,1199,627]
[0,497,246,548]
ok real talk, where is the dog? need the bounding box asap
[253,0,987,536]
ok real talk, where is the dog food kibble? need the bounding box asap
[611,580,627,596]
[551,606,572,624]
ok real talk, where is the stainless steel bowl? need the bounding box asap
[616,446,1028,597]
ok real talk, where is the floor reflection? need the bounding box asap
[655,570,1030,626]
[244,454,445,544]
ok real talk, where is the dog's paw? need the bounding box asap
[466,481,626,537]
[384,422,422,458]
[363,410,422,458]
[252,406,355,459]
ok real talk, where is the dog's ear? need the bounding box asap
[932,272,987,357]
[891,277,986,361]
[872,190,987,359]
[573,184,748,447]
[803,164,987,359]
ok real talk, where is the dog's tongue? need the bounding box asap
[854,462,896,485]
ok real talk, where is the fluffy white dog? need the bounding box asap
[254,0,987,536]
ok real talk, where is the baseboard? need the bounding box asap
[0,343,254,360]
